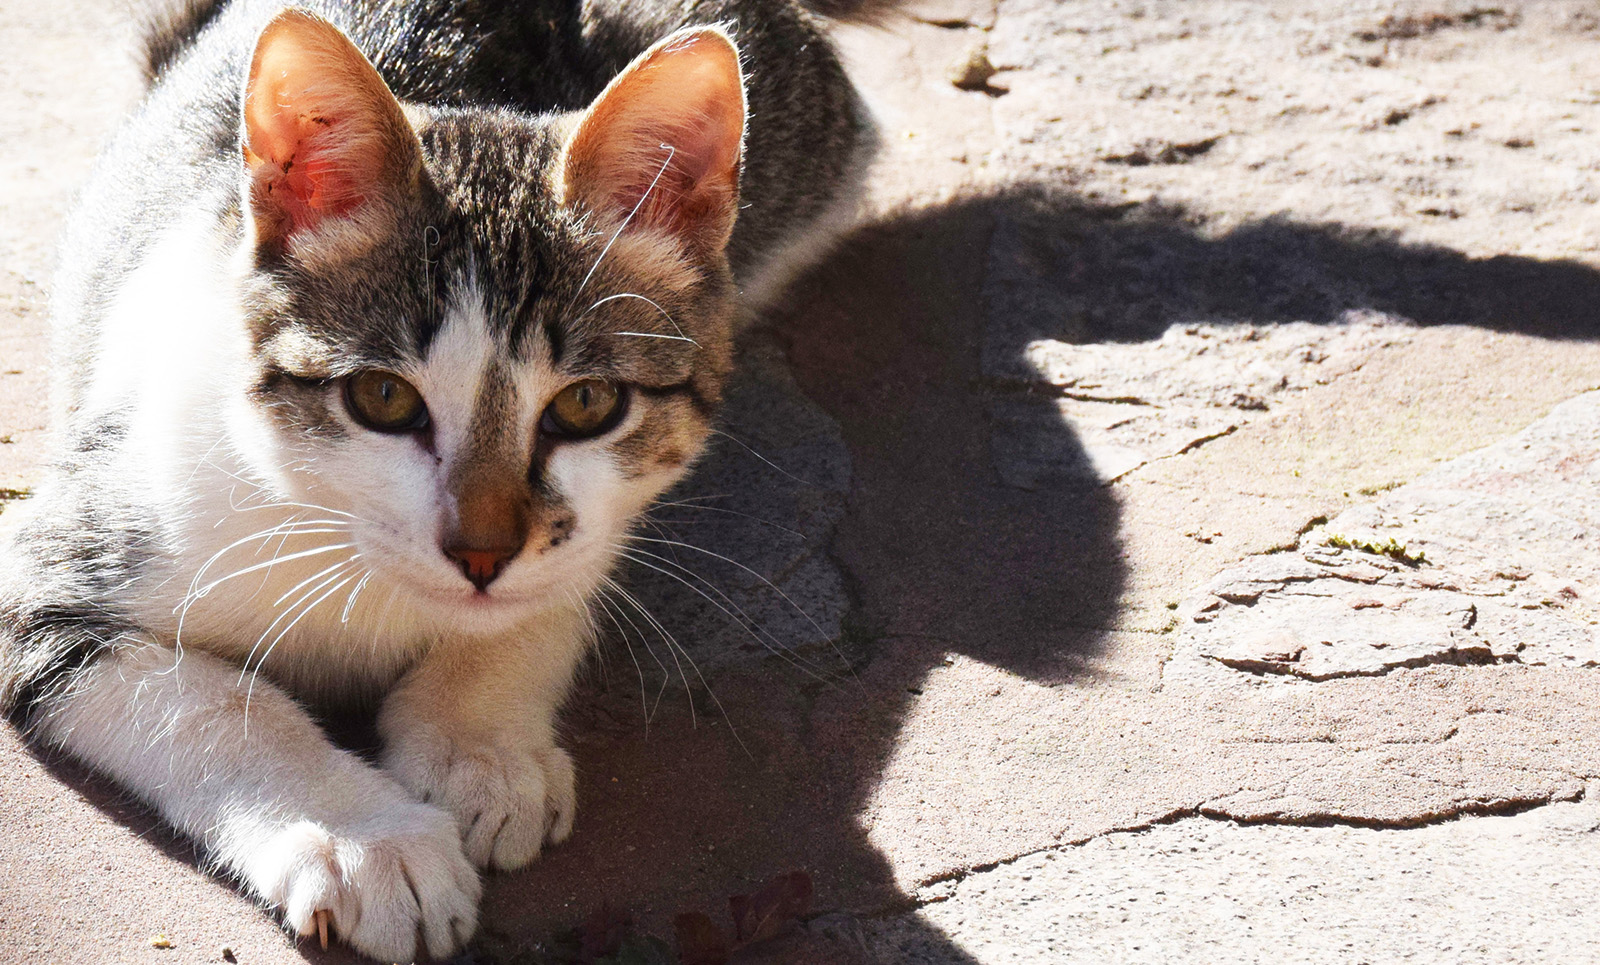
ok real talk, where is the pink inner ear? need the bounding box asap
[243,12,407,242]
[605,112,734,220]
[565,30,746,248]
[246,110,366,234]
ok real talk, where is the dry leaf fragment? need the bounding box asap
[578,902,633,962]
[728,870,814,945]
[674,911,730,965]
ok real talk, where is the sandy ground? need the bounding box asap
[3,1,1600,963]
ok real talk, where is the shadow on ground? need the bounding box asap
[465,187,1129,963]
[27,185,1600,964]
[980,184,1600,347]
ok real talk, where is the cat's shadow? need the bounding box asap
[31,183,1600,964]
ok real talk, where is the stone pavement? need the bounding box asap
[3,1,1600,963]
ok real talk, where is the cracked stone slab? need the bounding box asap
[990,394,1239,488]
[982,0,1600,263]
[862,793,1600,965]
[989,317,1410,487]
[1173,390,1600,684]
[1011,318,1407,407]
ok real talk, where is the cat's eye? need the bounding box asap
[541,379,626,439]
[343,370,430,433]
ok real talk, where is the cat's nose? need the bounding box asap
[445,470,531,592]
[444,545,517,592]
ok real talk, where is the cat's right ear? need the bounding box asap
[241,9,422,258]
[559,27,747,257]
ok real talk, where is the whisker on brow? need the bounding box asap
[577,291,697,345]
[613,331,697,343]
[570,145,678,303]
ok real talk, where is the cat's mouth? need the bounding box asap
[427,582,520,607]
[417,577,551,616]
[460,587,511,606]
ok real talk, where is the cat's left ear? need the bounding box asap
[241,9,422,257]
[559,26,747,256]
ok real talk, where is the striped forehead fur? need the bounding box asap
[246,107,734,389]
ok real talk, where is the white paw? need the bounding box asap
[251,802,481,962]
[382,727,576,871]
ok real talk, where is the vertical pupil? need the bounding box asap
[577,384,592,409]
[380,380,394,404]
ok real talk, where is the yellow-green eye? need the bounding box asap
[542,379,626,438]
[344,370,429,432]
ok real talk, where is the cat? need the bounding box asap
[0,0,874,959]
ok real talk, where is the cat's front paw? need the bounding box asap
[382,727,576,871]
[251,802,480,962]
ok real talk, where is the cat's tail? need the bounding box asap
[798,0,911,25]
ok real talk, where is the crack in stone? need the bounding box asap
[1100,423,1243,485]
[1209,644,1515,680]
[1198,790,1579,830]
[887,786,1590,916]
[982,376,1160,407]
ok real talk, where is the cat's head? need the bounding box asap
[231,10,746,630]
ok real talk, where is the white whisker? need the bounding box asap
[643,502,807,540]
[613,331,697,343]
[596,582,670,723]
[616,547,838,687]
[273,554,363,607]
[592,591,651,728]
[627,535,848,674]
[708,429,814,487]
[340,570,374,624]
[603,576,690,722]
[237,557,362,687]
[191,542,358,601]
[182,519,349,604]
[242,571,359,727]
[603,574,750,756]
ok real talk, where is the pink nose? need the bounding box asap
[444,546,514,592]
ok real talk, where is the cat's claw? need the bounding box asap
[254,803,480,962]
[383,729,576,871]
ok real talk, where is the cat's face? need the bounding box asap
[231,12,744,631]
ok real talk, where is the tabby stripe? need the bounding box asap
[637,382,716,419]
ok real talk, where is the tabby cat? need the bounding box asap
[0,0,872,958]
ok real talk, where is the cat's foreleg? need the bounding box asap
[29,642,480,961]
[377,603,589,871]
